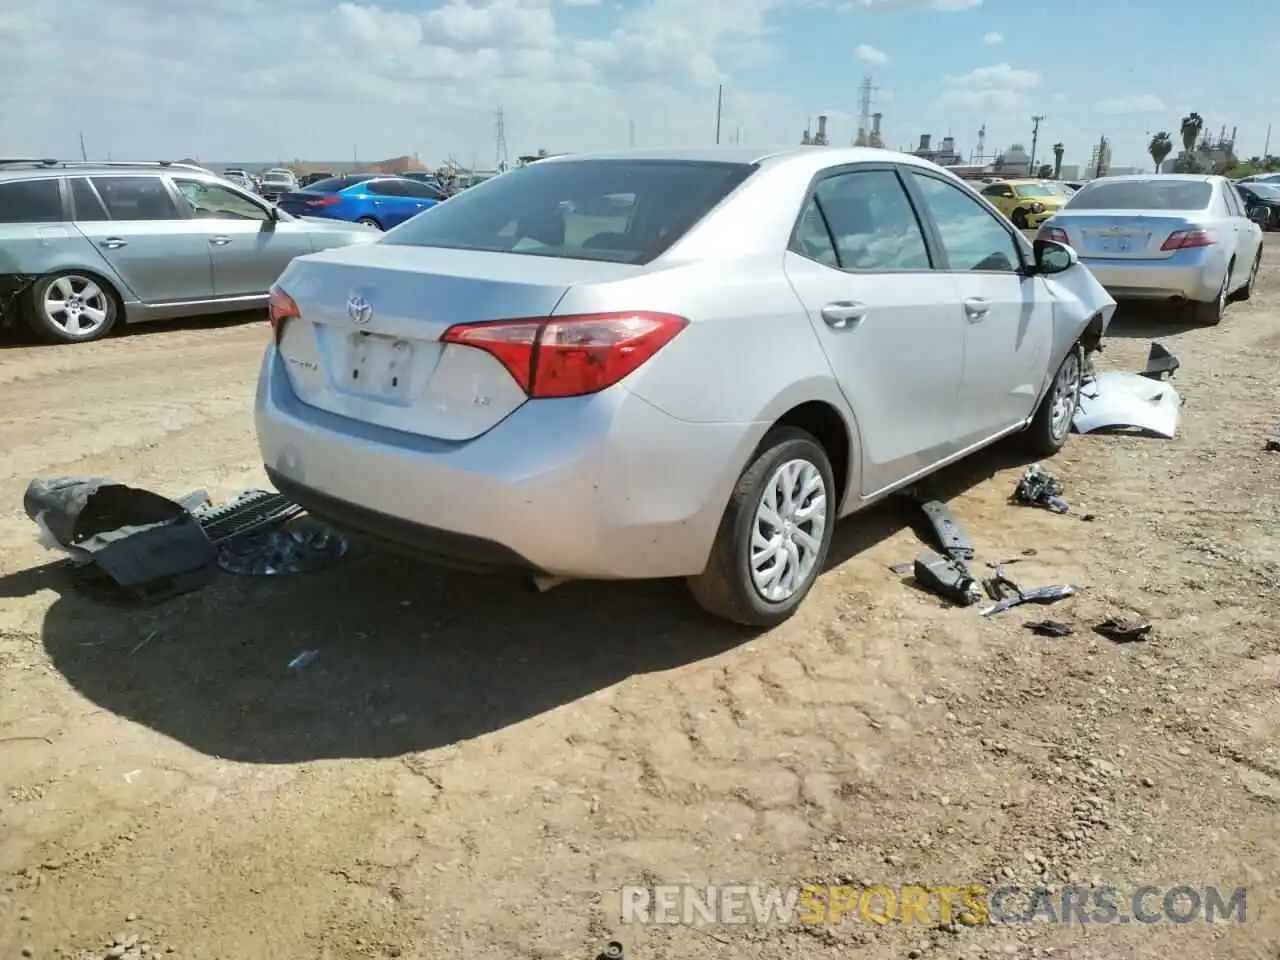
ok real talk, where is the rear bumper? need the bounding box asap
[254,344,763,580]
[1078,256,1224,302]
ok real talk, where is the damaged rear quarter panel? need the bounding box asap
[0,223,136,325]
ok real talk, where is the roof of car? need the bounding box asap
[526,145,953,179]
[0,161,216,182]
[1082,173,1221,184]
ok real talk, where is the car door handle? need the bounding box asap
[963,297,990,321]
[820,301,866,329]
[99,238,127,249]
[209,236,232,246]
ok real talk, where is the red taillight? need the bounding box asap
[1160,228,1215,251]
[1041,227,1069,244]
[440,312,688,399]
[267,284,299,331]
[306,195,341,207]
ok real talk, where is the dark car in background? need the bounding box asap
[275,174,444,230]
[1235,182,1280,230]
[300,171,334,188]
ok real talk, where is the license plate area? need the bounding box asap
[343,331,414,403]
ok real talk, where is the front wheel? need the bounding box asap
[1012,209,1029,229]
[1022,344,1084,457]
[687,427,836,627]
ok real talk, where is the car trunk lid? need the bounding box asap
[1053,212,1206,260]
[274,244,641,441]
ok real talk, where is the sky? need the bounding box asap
[1,0,1276,171]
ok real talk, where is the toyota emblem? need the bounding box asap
[347,294,373,325]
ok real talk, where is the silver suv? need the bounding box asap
[0,160,378,344]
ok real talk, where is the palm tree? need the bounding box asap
[1149,131,1173,172]
[1179,113,1204,155]
[1052,143,1065,179]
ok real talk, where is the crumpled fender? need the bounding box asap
[1073,371,1182,439]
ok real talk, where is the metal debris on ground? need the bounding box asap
[1093,617,1153,643]
[1025,619,1074,637]
[980,583,1079,617]
[217,524,348,576]
[913,550,982,606]
[597,941,625,960]
[1010,464,1068,513]
[287,649,320,670]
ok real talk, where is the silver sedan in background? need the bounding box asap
[1039,174,1263,324]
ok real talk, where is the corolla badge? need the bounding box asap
[347,293,373,325]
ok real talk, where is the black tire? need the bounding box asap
[687,427,836,628]
[1238,250,1262,302]
[1012,209,1029,229]
[356,216,382,230]
[1022,344,1084,457]
[1192,267,1230,325]
[24,271,120,344]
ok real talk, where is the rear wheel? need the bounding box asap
[1192,267,1230,325]
[24,271,119,344]
[356,216,382,230]
[687,427,835,628]
[1022,344,1083,457]
[1237,249,1262,301]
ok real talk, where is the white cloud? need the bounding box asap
[982,30,1002,45]
[1094,93,1166,115]
[854,43,889,64]
[939,62,1041,111]
[1052,92,1068,103]
[0,0,802,165]
[562,0,602,7]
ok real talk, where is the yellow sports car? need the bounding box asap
[978,179,1069,229]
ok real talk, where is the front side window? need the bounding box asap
[909,172,1021,273]
[90,176,182,220]
[382,159,755,265]
[174,179,269,221]
[793,169,932,271]
[1013,184,1054,198]
[0,178,63,223]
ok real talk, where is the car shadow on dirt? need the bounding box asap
[0,310,265,348]
[4,446,1038,765]
[1103,301,1209,339]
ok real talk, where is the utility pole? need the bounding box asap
[1094,135,1108,179]
[715,85,723,145]
[629,119,635,149]
[1265,123,1272,160]
[1029,115,1045,175]
[495,105,508,172]
[78,131,87,161]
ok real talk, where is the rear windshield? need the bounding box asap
[382,159,756,264]
[1067,179,1212,211]
[306,174,372,192]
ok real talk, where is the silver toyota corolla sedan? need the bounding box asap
[256,146,1116,626]
[1038,174,1263,325]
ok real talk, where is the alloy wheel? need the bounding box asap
[749,458,828,603]
[43,275,110,338]
[1050,350,1082,441]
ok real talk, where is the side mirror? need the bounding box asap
[1032,237,1076,275]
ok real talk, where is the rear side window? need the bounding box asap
[0,179,64,223]
[366,180,404,196]
[399,180,443,199]
[308,175,372,193]
[382,159,756,264]
[69,178,110,221]
[90,176,182,220]
[1067,180,1212,211]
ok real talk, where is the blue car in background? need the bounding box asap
[275,174,445,230]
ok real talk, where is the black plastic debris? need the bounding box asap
[195,489,304,544]
[913,550,982,606]
[1139,341,1180,381]
[1025,619,1074,637]
[1093,617,1153,643]
[25,477,217,602]
[920,500,975,561]
[1265,430,1280,453]
[1011,464,1068,514]
[217,524,348,576]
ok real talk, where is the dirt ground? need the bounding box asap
[0,254,1278,960]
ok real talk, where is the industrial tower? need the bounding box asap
[853,76,881,147]
[494,105,509,172]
